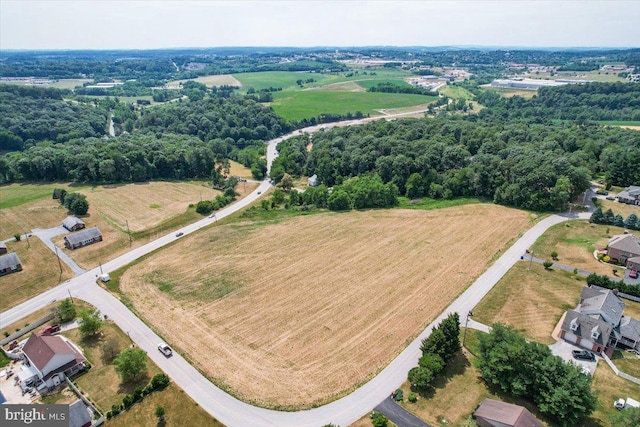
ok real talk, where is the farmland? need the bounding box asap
[119,204,532,409]
[167,74,242,88]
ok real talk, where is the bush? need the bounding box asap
[543,260,553,269]
[151,373,170,390]
[106,412,112,420]
[371,411,389,427]
[408,392,417,403]
[14,233,21,241]
[132,386,144,402]
[393,388,403,401]
[122,394,134,410]
[603,255,611,263]
[551,251,558,259]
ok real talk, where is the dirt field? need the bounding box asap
[120,204,531,409]
[472,263,587,344]
[167,74,242,88]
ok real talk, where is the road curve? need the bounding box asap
[1,111,592,426]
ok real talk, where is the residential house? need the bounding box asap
[0,240,7,255]
[473,399,544,427]
[627,256,640,272]
[62,216,86,232]
[559,287,640,355]
[68,400,92,427]
[19,333,86,391]
[64,227,102,250]
[0,252,22,276]
[617,185,640,206]
[308,174,319,187]
[607,234,640,266]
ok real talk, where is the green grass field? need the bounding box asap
[233,71,332,91]
[438,84,475,100]
[355,78,412,90]
[0,183,87,209]
[270,91,437,120]
[598,120,640,126]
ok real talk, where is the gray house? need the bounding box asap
[64,227,102,250]
[607,234,640,266]
[62,216,86,232]
[617,185,640,205]
[0,252,22,276]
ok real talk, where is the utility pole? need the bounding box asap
[25,232,30,248]
[99,262,103,275]
[55,246,63,281]
[529,250,534,270]
[462,311,473,349]
[126,220,132,248]
[68,289,74,303]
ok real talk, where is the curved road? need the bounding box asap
[1,113,592,426]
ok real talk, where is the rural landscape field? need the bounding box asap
[120,204,532,409]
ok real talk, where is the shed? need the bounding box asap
[474,399,544,427]
[0,252,22,276]
[68,400,92,427]
[308,174,319,187]
[62,216,86,232]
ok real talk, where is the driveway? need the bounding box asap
[374,396,430,427]
[31,226,86,276]
[549,339,598,375]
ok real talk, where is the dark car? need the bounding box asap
[175,232,184,237]
[572,350,596,361]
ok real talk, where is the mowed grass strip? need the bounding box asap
[530,220,635,277]
[598,199,640,220]
[270,91,437,121]
[472,262,586,344]
[120,204,531,409]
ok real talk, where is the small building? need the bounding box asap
[608,234,640,266]
[474,399,544,427]
[617,185,640,206]
[20,333,86,391]
[62,216,86,232]
[308,174,319,187]
[627,256,640,272]
[68,400,92,427]
[0,240,7,255]
[64,226,102,250]
[0,252,22,276]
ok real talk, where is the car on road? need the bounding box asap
[208,214,215,219]
[257,191,261,194]
[175,232,184,237]
[158,343,173,357]
[606,196,616,201]
[629,270,639,279]
[572,350,596,361]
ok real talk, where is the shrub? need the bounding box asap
[2,331,8,338]
[132,386,144,402]
[122,394,134,410]
[143,385,154,396]
[393,388,403,401]
[408,392,417,403]
[551,251,558,259]
[603,255,611,263]
[106,412,112,420]
[543,260,553,269]
[151,373,170,390]
[14,233,21,241]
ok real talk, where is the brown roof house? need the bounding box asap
[607,234,640,266]
[19,333,86,391]
[0,252,22,276]
[62,216,86,232]
[64,226,102,250]
[474,399,544,427]
[560,287,640,355]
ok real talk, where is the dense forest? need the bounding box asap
[477,82,640,122]
[0,85,109,149]
[271,118,639,211]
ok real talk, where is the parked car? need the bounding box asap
[596,189,609,195]
[158,343,173,357]
[175,232,184,237]
[614,397,640,410]
[629,271,639,279]
[39,324,61,336]
[572,350,596,361]
[257,191,262,195]
[606,196,616,201]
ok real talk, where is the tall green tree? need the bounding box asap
[78,309,102,338]
[56,298,77,323]
[113,348,148,383]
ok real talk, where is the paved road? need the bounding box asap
[31,226,86,275]
[1,112,595,427]
[375,396,430,427]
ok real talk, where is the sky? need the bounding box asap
[1,0,639,50]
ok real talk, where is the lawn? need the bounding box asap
[438,84,475,100]
[120,204,532,410]
[598,199,640,219]
[355,78,412,90]
[0,237,73,312]
[483,86,537,98]
[167,74,242,88]
[610,350,640,379]
[270,90,437,121]
[598,120,640,127]
[590,360,640,425]
[233,71,333,91]
[0,182,85,210]
[472,263,587,344]
[530,220,636,277]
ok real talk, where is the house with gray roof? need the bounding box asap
[0,240,7,255]
[627,256,640,272]
[68,400,92,427]
[473,399,544,427]
[560,287,640,355]
[607,234,640,266]
[0,252,22,276]
[64,226,102,250]
[617,185,640,206]
[62,216,86,232]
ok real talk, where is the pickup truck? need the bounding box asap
[614,397,640,410]
[158,343,173,357]
[39,324,61,336]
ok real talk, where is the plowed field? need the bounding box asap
[120,204,531,409]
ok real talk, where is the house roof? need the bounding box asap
[561,309,613,346]
[618,186,640,199]
[62,216,85,229]
[579,287,625,326]
[0,252,21,270]
[0,241,6,250]
[473,399,544,427]
[68,400,92,427]
[620,316,640,343]
[608,234,640,256]
[64,227,102,246]
[628,256,640,264]
[22,333,84,373]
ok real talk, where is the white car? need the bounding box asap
[158,343,172,357]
